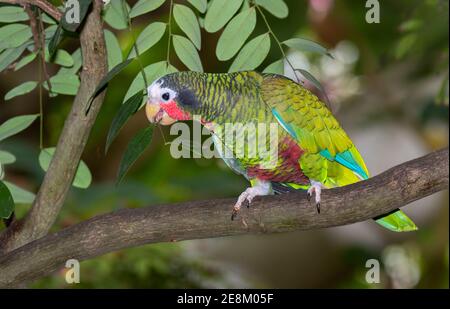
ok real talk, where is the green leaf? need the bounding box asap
[48,23,63,57]
[0,114,38,142]
[105,92,144,154]
[127,22,166,59]
[2,181,35,204]
[0,180,14,219]
[228,33,270,72]
[0,44,27,72]
[255,0,288,19]
[22,25,58,51]
[263,59,284,74]
[39,147,92,189]
[0,6,29,23]
[173,4,201,50]
[436,74,449,105]
[0,151,16,165]
[129,0,165,18]
[42,12,57,24]
[167,63,178,74]
[400,19,423,32]
[104,0,129,30]
[88,59,134,110]
[58,48,82,75]
[44,74,80,95]
[216,7,256,61]
[241,0,250,10]
[296,68,326,94]
[283,38,332,57]
[188,0,207,13]
[4,81,37,101]
[123,61,173,104]
[14,52,37,71]
[0,24,32,50]
[204,0,243,33]
[105,29,123,70]
[61,0,92,32]
[395,34,416,59]
[45,48,74,67]
[44,24,58,38]
[172,35,203,72]
[117,126,153,184]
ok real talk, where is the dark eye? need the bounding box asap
[162,92,170,101]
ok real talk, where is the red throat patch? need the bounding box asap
[160,101,191,121]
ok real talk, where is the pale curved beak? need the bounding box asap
[145,102,162,123]
[145,100,177,125]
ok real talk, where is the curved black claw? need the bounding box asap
[316,202,321,214]
[231,209,238,221]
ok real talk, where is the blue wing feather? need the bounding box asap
[272,108,298,139]
[320,149,368,180]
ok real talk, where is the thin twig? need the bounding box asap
[156,0,175,146]
[255,4,300,82]
[0,0,62,21]
[37,9,52,91]
[166,0,173,66]
[24,4,45,149]
[122,0,149,88]
[23,4,39,52]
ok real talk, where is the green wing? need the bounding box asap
[260,75,353,156]
[260,74,417,232]
[260,74,367,179]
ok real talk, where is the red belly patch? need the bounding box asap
[246,136,309,184]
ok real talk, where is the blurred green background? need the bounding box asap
[1,0,448,288]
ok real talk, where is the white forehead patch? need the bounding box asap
[147,79,177,102]
[147,79,163,99]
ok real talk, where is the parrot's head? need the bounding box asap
[145,72,203,125]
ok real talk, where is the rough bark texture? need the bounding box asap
[0,0,107,253]
[0,148,447,288]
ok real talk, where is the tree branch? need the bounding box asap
[0,148,447,288]
[0,0,62,21]
[0,0,107,253]
[23,4,39,52]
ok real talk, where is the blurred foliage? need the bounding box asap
[32,243,225,288]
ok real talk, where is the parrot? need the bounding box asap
[145,71,417,232]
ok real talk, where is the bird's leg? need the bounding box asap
[231,180,272,220]
[307,180,325,213]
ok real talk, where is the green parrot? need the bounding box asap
[145,71,417,232]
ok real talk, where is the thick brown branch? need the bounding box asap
[0,0,107,253]
[0,0,62,21]
[0,148,448,288]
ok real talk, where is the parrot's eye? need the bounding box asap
[162,92,170,101]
